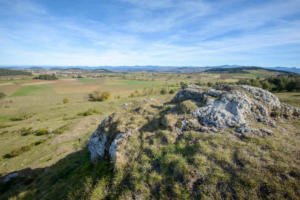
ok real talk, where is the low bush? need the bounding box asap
[53,124,70,134]
[77,108,100,116]
[180,82,188,89]
[0,92,6,99]
[63,97,69,104]
[89,91,111,101]
[3,145,32,158]
[35,129,50,136]
[160,88,167,95]
[169,89,175,94]
[101,92,110,101]
[18,127,34,136]
[10,112,34,121]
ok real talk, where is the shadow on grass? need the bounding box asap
[0,147,113,200]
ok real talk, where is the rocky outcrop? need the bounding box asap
[89,85,300,163]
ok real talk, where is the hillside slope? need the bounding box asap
[1,85,300,200]
[88,85,300,199]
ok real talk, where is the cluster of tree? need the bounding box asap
[0,68,32,76]
[205,67,290,74]
[34,74,58,80]
[89,91,111,101]
[237,74,300,92]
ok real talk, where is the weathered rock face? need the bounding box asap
[174,84,282,128]
[89,85,300,163]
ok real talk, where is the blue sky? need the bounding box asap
[0,0,300,67]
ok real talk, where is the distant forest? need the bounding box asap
[206,67,291,74]
[0,68,32,76]
[238,74,300,92]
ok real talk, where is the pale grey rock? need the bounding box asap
[192,89,252,128]
[173,84,295,133]
[237,85,281,108]
[89,132,107,162]
[109,134,123,161]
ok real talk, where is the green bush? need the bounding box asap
[169,89,175,94]
[63,97,69,104]
[3,145,32,158]
[100,92,110,101]
[0,92,6,99]
[160,88,167,95]
[10,112,33,121]
[180,82,188,89]
[18,127,34,136]
[77,108,100,116]
[89,91,110,101]
[53,124,70,134]
[35,129,50,136]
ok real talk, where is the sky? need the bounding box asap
[0,0,300,67]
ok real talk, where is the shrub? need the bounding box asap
[180,82,188,89]
[53,124,69,134]
[78,108,100,116]
[169,89,175,94]
[35,129,50,136]
[160,88,167,95]
[270,108,281,118]
[10,112,33,121]
[89,91,110,101]
[0,92,6,99]
[3,145,32,158]
[100,92,110,101]
[89,90,102,101]
[63,97,69,104]
[18,127,34,136]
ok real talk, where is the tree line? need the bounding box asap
[237,74,300,92]
[0,68,32,76]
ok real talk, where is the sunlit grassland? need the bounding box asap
[0,76,174,174]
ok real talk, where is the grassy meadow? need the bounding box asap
[0,70,299,199]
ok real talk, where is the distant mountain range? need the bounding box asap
[0,65,299,74]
